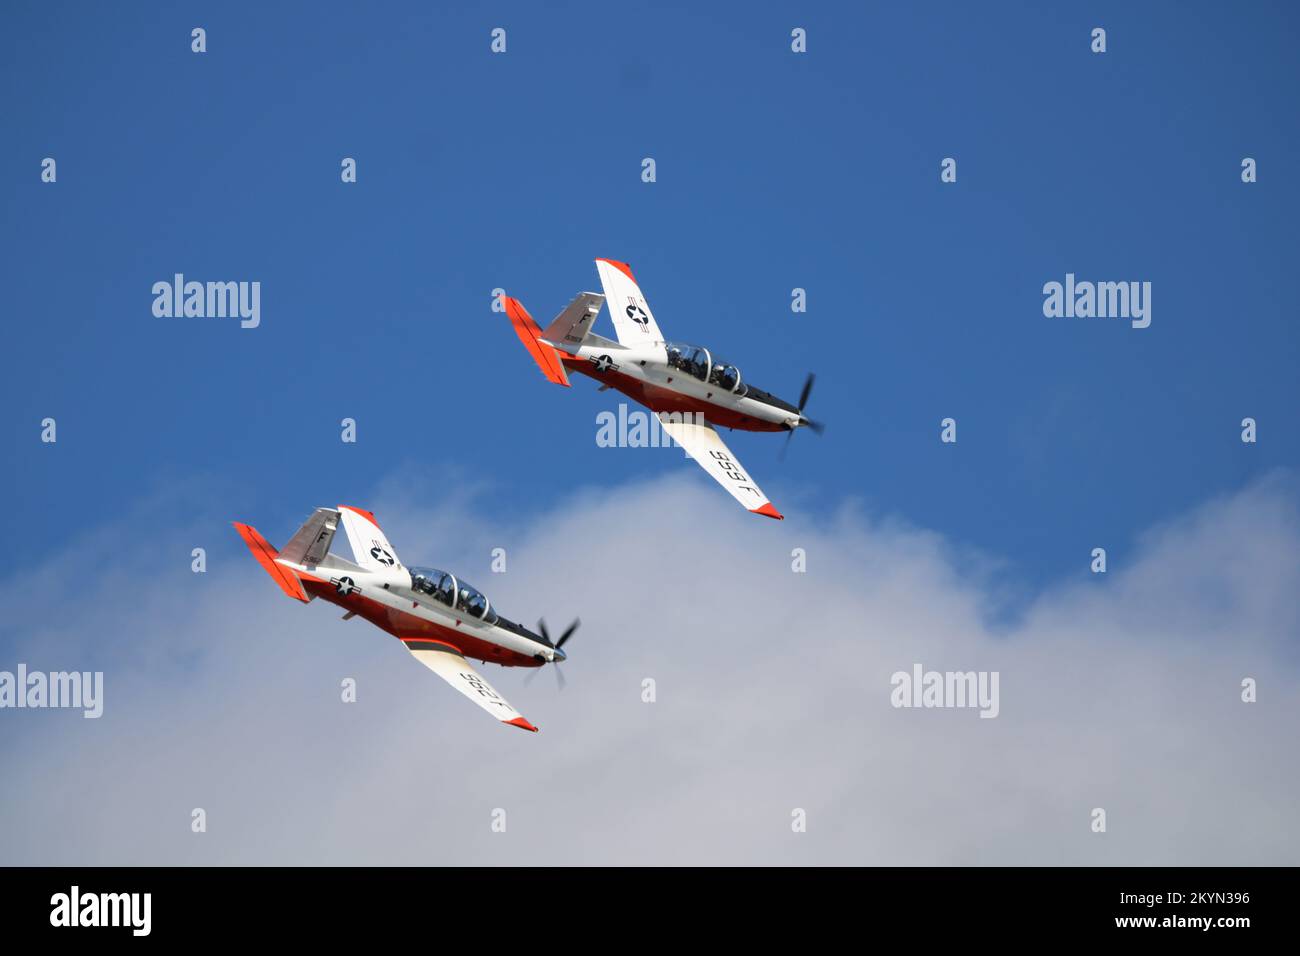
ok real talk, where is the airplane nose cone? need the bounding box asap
[552,647,567,663]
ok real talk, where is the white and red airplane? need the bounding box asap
[234,505,576,733]
[504,259,823,520]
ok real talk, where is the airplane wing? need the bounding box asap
[402,640,539,732]
[657,415,783,520]
[337,505,402,571]
[595,258,665,346]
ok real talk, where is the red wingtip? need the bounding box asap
[596,257,636,283]
[750,503,784,520]
[338,504,378,526]
[506,716,539,733]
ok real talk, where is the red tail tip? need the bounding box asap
[750,503,784,520]
[506,716,539,733]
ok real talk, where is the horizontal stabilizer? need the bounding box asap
[233,522,310,601]
[505,296,570,386]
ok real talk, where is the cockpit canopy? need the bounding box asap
[665,341,744,394]
[409,566,497,624]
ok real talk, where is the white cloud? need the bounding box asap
[0,471,1296,864]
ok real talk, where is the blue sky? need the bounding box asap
[3,1,1300,867]
[3,0,1297,593]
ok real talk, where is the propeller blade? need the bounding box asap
[797,373,815,412]
[537,618,550,644]
[524,666,542,686]
[782,373,824,456]
[555,618,581,649]
[554,665,567,692]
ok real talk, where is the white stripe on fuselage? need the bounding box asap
[275,559,556,663]
[562,341,797,427]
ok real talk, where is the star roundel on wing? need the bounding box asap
[625,300,649,328]
[332,575,359,596]
[370,546,395,566]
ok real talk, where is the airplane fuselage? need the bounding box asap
[556,341,802,433]
[280,559,557,669]
[504,262,814,520]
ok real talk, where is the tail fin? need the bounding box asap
[233,522,310,602]
[504,296,570,386]
[278,507,340,568]
[540,292,604,355]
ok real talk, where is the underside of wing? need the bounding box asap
[595,258,665,346]
[402,639,539,732]
[657,414,783,520]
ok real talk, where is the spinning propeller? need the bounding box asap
[781,372,825,459]
[526,617,581,690]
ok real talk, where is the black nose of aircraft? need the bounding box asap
[530,617,580,689]
[537,617,580,663]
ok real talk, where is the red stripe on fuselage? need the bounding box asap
[301,579,542,668]
[563,357,787,433]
